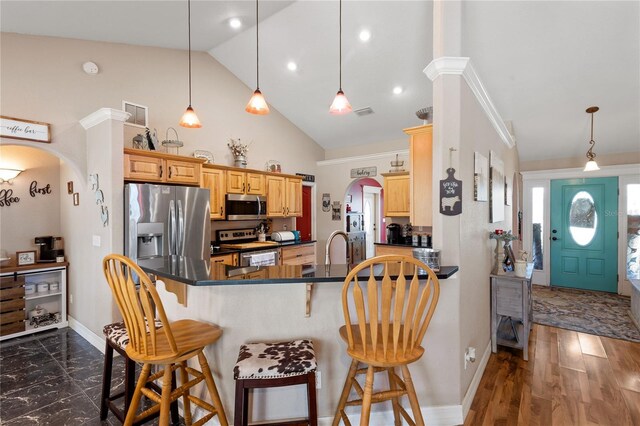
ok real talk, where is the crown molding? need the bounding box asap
[317,149,409,166]
[80,108,131,130]
[425,57,516,149]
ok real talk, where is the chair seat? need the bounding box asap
[103,320,164,351]
[125,319,223,363]
[233,340,316,380]
[339,324,425,366]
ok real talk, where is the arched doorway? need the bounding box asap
[345,177,383,259]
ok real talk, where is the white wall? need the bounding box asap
[0,145,61,256]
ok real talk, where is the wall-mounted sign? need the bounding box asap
[0,116,51,143]
[322,193,331,212]
[439,168,462,216]
[350,167,377,178]
[0,189,20,207]
[29,181,52,197]
[296,173,315,182]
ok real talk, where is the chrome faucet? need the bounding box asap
[325,230,350,265]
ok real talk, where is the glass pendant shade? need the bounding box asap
[583,160,600,172]
[245,89,270,115]
[329,90,352,115]
[0,168,23,183]
[179,106,202,128]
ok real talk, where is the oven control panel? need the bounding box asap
[217,228,257,243]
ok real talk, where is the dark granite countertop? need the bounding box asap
[139,255,458,286]
[374,242,431,248]
[210,240,317,257]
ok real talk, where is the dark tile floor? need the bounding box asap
[0,327,126,425]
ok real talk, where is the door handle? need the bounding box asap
[169,166,172,179]
[248,183,251,192]
[220,206,223,216]
[159,165,163,178]
[286,207,290,215]
[552,229,558,234]
[242,183,246,192]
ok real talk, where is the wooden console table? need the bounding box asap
[490,265,533,360]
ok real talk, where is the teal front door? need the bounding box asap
[550,177,618,292]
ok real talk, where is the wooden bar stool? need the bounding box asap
[332,255,440,426]
[233,339,317,426]
[100,321,179,425]
[103,254,229,426]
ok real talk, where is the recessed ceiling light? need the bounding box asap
[359,30,371,42]
[393,86,403,95]
[287,61,298,71]
[229,18,242,29]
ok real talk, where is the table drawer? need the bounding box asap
[1,309,25,325]
[0,286,25,302]
[0,320,25,336]
[0,298,25,313]
[0,275,25,289]
[495,280,524,318]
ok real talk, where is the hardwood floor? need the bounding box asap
[465,324,640,425]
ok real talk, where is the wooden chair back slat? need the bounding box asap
[341,255,440,363]
[103,254,179,358]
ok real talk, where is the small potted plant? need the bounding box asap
[228,138,250,168]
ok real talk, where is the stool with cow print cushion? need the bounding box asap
[233,339,317,426]
[100,321,179,425]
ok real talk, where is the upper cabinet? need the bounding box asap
[404,124,433,226]
[124,148,203,186]
[226,170,266,196]
[382,172,410,217]
[266,175,303,217]
[201,166,226,220]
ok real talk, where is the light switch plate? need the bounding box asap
[92,235,101,247]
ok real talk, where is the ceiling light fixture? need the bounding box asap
[583,106,600,172]
[329,0,352,115]
[287,61,297,71]
[229,18,242,29]
[393,86,403,95]
[0,168,23,184]
[359,30,371,42]
[245,0,269,115]
[179,0,202,128]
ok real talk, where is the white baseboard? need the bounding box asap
[317,404,464,426]
[68,315,105,353]
[462,342,492,419]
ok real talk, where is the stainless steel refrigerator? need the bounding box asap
[125,183,210,263]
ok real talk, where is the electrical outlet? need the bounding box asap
[315,371,322,389]
[464,347,477,369]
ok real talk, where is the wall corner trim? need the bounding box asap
[80,108,131,130]
[424,57,516,149]
[68,315,105,353]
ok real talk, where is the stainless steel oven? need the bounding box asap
[239,248,280,267]
[225,194,267,220]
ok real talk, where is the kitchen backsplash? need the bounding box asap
[210,217,295,241]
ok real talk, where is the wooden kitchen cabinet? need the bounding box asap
[405,124,433,226]
[374,244,414,257]
[211,253,237,266]
[281,243,316,266]
[124,148,203,186]
[226,171,266,195]
[382,172,410,217]
[266,176,302,217]
[201,166,226,220]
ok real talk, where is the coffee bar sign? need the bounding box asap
[0,116,51,143]
[350,167,377,178]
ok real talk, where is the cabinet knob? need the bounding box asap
[552,237,558,241]
[248,184,251,192]
[220,206,223,215]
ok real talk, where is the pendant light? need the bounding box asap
[329,0,352,115]
[583,106,600,172]
[245,0,270,115]
[179,0,202,128]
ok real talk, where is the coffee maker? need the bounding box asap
[35,236,64,263]
[386,223,402,244]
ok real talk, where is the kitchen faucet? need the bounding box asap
[325,230,350,264]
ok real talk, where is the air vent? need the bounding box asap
[354,107,374,116]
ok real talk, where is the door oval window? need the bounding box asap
[569,191,597,246]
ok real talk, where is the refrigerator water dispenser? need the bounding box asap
[136,223,163,259]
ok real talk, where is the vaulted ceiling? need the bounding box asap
[2,1,638,161]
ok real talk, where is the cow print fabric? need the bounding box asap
[103,319,164,351]
[233,339,317,379]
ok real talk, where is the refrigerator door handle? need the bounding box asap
[177,199,185,255]
[168,200,176,255]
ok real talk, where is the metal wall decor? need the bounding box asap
[89,174,109,227]
[490,150,505,223]
[474,152,488,202]
[322,193,331,212]
[439,148,462,216]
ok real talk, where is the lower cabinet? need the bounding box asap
[281,243,316,266]
[374,245,414,257]
[0,263,68,341]
[211,253,237,266]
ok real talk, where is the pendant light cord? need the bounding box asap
[339,0,342,91]
[188,0,192,106]
[256,0,260,90]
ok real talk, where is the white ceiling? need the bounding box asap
[2,1,638,161]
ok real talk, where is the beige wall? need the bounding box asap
[0,145,61,256]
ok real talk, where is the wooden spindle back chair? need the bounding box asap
[334,255,440,426]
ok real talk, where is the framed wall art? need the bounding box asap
[490,150,504,223]
[474,152,488,202]
[1,116,51,143]
[16,250,36,265]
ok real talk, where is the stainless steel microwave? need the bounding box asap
[226,194,267,220]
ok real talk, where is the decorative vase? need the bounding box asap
[234,155,247,168]
[493,240,506,275]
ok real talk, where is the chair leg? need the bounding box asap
[159,365,173,426]
[332,359,359,426]
[387,367,402,426]
[234,379,248,426]
[180,361,193,426]
[307,371,318,426]
[100,340,114,420]
[401,365,424,426]
[359,365,375,426]
[123,354,136,416]
[198,351,229,426]
[170,368,180,426]
[125,363,151,426]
